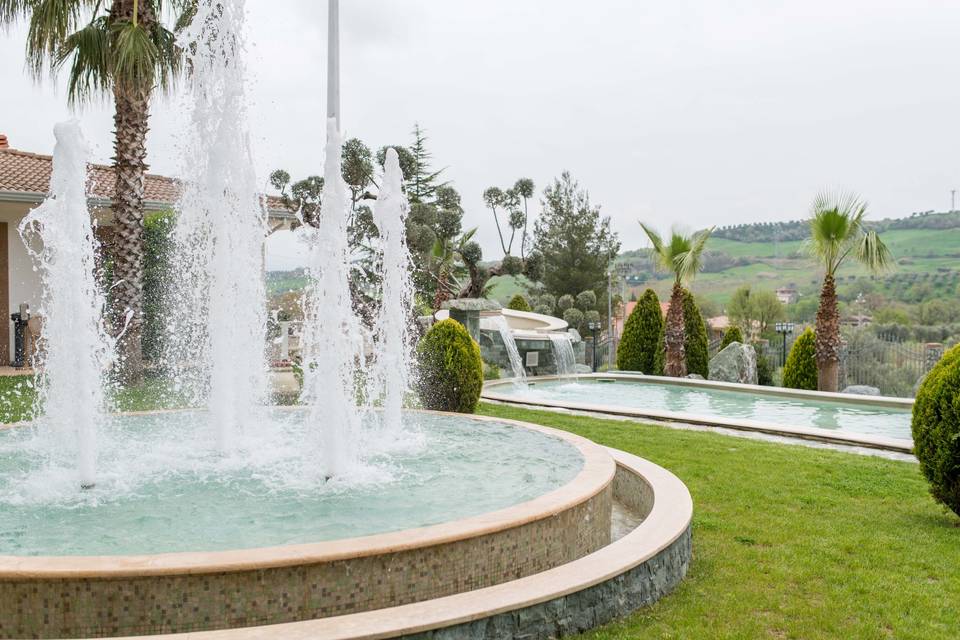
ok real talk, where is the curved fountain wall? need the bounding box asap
[0,415,614,639]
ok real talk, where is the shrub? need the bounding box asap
[754,345,774,386]
[783,328,818,390]
[535,293,556,313]
[533,304,552,316]
[415,319,483,413]
[483,360,501,380]
[720,326,744,350]
[682,289,709,378]
[507,294,532,312]
[617,289,663,373]
[557,294,575,312]
[563,308,584,332]
[912,344,960,517]
[576,290,597,311]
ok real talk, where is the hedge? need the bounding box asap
[415,319,484,413]
[912,344,960,517]
[783,328,818,390]
[616,289,663,373]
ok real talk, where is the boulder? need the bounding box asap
[842,385,881,396]
[708,342,758,385]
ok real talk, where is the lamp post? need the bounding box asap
[588,321,601,372]
[775,321,795,367]
[606,270,613,368]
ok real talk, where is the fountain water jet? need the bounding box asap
[481,315,527,383]
[370,149,414,434]
[297,119,366,477]
[164,0,268,450]
[549,333,577,377]
[17,121,114,487]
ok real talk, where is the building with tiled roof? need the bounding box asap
[0,134,295,364]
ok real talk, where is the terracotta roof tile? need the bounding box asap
[0,147,289,211]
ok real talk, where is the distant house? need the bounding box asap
[0,134,295,365]
[776,286,799,305]
[842,314,873,328]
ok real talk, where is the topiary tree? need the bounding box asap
[682,289,709,378]
[415,319,483,413]
[576,290,597,311]
[563,308,585,333]
[783,328,818,390]
[507,294,532,312]
[720,326,744,350]
[912,344,960,518]
[617,289,663,373]
[557,294,575,312]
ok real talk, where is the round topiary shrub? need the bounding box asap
[563,308,585,332]
[912,344,960,517]
[720,326,744,350]
[682,289,709,379]
[415,319,483,413]
[617,288,663,373]
[783,327,818,390]
[507,294,532,312]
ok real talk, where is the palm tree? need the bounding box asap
[1,0,191,382]
[640,224,713,377]
[807,191,892,392]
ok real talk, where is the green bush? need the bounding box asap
[483,360,501,380]
[557,294,575,312]
[143,210,175,362]
[720,326,744,350]
[563,308,584,332]
[754,345,774,386]
[507,294,531,312]
[912,344,960,517]
[682,289,709,378]
[576,290,597,310]
[617,289,663,373]
[783,328,818,390]
[415,319,483,413]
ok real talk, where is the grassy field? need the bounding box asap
[478,403,960,640]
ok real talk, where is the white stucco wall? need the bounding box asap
[0,201,43,361]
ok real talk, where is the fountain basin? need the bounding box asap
[0,411,614,638]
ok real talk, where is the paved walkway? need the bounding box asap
[0,367,34,377]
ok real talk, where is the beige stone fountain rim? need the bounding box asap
[0,410,614,579]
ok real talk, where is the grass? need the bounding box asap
[477,402,960,640]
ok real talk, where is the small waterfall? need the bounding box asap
[481,315,526,381]
[297,119,366,477]
[549,333,577,377]
[18,121,115,487]
[165,0,268,450]
[370,149,414,434]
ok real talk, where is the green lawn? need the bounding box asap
[477,403,960,640]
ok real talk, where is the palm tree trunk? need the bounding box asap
[109,79,151,384]
[815,273,841,392]
[664,282,687,377]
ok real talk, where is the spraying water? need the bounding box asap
[370,149,414,434]
[165,0,268,449]
[481,315,526,382]
[298,119,366,477]
[18,121,114,487]
[549,333,577,377]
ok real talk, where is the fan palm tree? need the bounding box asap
[640,224,713,377]
[1,0,192,383]
[807,191,892,392]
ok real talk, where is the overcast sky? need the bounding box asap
[2,0,959,269]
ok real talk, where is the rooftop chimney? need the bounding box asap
[0,134,8,149]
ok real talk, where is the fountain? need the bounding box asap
[16,121,114,488]
[481,314,527,381]
[549,332,578,376]
[0,2,691,637]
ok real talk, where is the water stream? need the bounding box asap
[549,333,577,377]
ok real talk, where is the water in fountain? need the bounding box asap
[17,121,115,487]
[549,333,577,377]
[164,0,268,450]
[297,119,367,477]
[370,149,414,434]
[481,315,526,382]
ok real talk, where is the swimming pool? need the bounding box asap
[485,375,913,445]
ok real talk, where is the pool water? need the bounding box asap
[0,410,583,556]
[492,379,912,440]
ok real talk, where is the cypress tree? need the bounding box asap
[720,326,744,350]
[682,289,709,378]
[616,289,663,373]
[783,328,818,390]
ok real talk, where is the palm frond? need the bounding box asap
[807,190,873,275]
[56,15,110,103]
[24,0,96,77]
[110,18,159,89]
[639,221,672,272]
[855,230,893,272]
[675,226,713,282]
[0,0,32,24]
[149,22,181,91]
